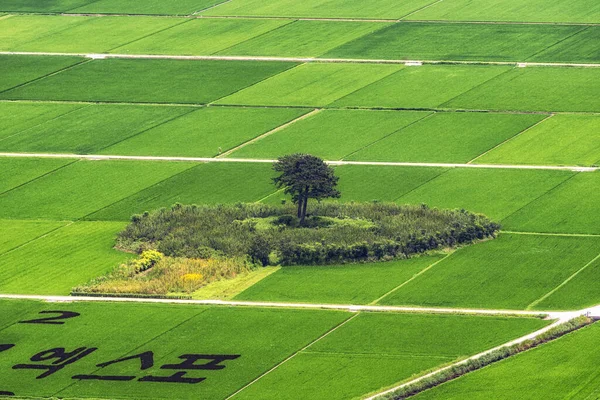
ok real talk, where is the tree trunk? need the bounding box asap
[301,192,309,224]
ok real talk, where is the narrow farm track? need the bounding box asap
[0,152,595,172]
[1,51,600,68]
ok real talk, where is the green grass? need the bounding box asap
[413,324,600,400]
[216,62,402,107]
[114,18,291,56]
[0,55,84,92]
[397,168,574,221]
[405,0,600,23]
[0,16,185,53]
[502,172,600,235]
[324,22,583,62]
[445,66,600,113]
[219,20,389,58]
[0,104,193,154]
[347,112,545,163]
[0,160,194,220]
[0,58,297,104]
[0,219,67,255]
[0,221,131,294]
[229,109,431,160]
[87,162,277,221]
[379,233,600,309]
[0,102,84,140]
[0,0,95,13]
[202,0,437,19]
[476,115,600,167]
[0,157,75,194]
[332,65,511,109]
[235,312,549,400]
[70,0,228,15]
[529,26,600,64]
[101,106,308,157]
[235,255,443,304]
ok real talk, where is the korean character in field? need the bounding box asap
[0,344,15,353]
[13,347,97,379]
[72,351,154,381]
[140,354,241,384]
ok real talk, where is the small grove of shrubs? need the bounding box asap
[380,316,594,400]
[130,249,163,273]
[117,202,500,266]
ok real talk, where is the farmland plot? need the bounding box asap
[529,26,600,64]
[0,157,75,194]
[0,55,84,93]
[0,15,89,50]
[0,0,96,13]
[69,0,230,15]
[0,219,67,255]
[0,58,297,104]
[0,102,83,140]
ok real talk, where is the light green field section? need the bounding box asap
[0,221,131,294]
[235,313,549,400]
[529,26,600,64]
[397,168,574,221]
[477,115,600,167]
[0,58,297,104]
[102,106,308,157]
[0,0,95,13]
[0,15,185,53]
[235,255,443,304]
[87,162,277,221]
[0,104,193,154]
[114,18,291,56]
[503,172,600,235]
[69,0,228,15]
[413,324,600,400]
[229,109,431,160]
[0,157,75,194]
[348,112,545,163]
[405,0,600,23]
[216,62,402,107]
[0,219,67,255]
[325,22,584,62]
[379,234,600,309]
[202,0,437,19]
[0,102,84,140]
[219,20,389,58]
[0,55,84,92]
[445,66,600,113]
[0,160,194,220]
[332,65,510,109]
[0,15,89,50]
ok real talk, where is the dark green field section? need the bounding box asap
[404,0,600,23]
[0,0,95,13]
[0,102,84,140]
[324,22,588,62]
[529,26,600,64]
[379,233,600,310]
[0,0,227,14]
[0,58,297,104]
[0,55,84,93]
[413,323,600,400]
[0,299,549,400]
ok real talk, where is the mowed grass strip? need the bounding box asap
[0,102,84,140]
[332,65,511,109]
[87,162,277,221]
[405,0,600,23]
[445,66,600,113]
[476,115,600,167]
[69,0,229,15]
[529,26,600,64]
[0,55,85,92]
[0,15,186,53]
[216,62,402,107]
[0,58,297,104]
[502,172,600,235]
[202,0,437,19]
[324,23,583,62]
[0,157,75,194]
[235,313,549,400]
[235,255,443,304]
[412,324,600,400]
[379,234,600,309]
[54,307,350,400]
[397,168,574,221]
[219,20,389,58]
[101,106,308,157]
[228,109,432,160]
[0,221,132,295]
[0,104,194,154]
[114,18,291,56]
[0,0,96,13]
[347,112,545,163]
[0,160,194,220]
[0,219,67,255]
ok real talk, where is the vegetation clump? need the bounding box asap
[117,202,500,266]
